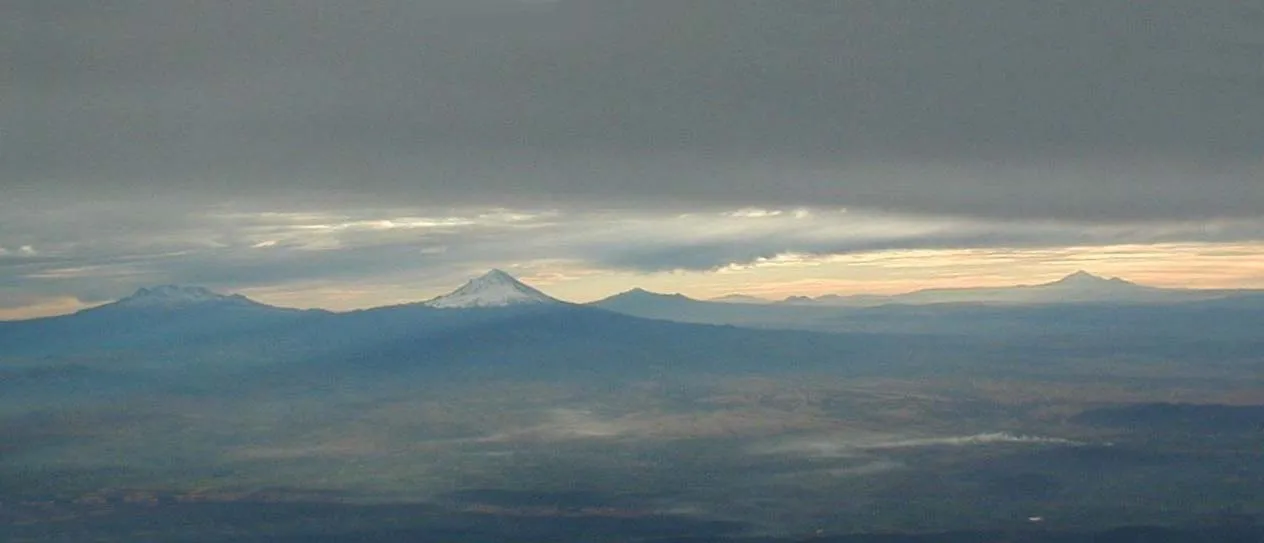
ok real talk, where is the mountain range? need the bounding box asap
[3,269,1262,387]
[0,271,894,389]
[706,271,1255,306]
[591,271,1264,338]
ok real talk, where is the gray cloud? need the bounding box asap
[553,213,1264,272]
[5,1,1262,221]
[5,1,1264,312]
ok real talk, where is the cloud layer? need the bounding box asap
[7,1,1262,219]
[5,2,1263,315]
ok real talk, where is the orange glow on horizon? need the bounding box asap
[4,242,1264,320]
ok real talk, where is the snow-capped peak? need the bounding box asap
[113,285,248,309]
[424,269,560,309]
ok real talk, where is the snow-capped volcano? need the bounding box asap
[111,285,256,309]
[424,269,561,309]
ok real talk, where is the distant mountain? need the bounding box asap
[589,274,1264,339]
[886,270,1174,305]
[592,288,695,313]
[0,273,885,380]
[6,271,1262,378]
[780,271,1246,306]
[0,285,318,359]
[601,271,1223,309]
[88,284,278,312]
[589,288,820,330]
[781,295,815,305]
[425,269,561,308]
[709,294,769,304]
[779,293,891,306]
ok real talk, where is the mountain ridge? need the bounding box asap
[5,269,1260,324]
[3,269,1263,372]
[99,284,270,311]
[774,270,1239,307]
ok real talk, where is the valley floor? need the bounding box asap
[4,362,1262,541]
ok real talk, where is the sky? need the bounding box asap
[4,1,1263,318]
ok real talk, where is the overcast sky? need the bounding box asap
[4,1,1263,317]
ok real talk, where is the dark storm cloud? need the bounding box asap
[7,1,1263,220]
[6,1,1264,313]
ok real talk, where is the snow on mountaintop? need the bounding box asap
[424,269,560,309]
[112,285,251,309]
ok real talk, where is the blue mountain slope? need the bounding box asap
[0,282,902,387]
[591,286,1264,339]
[304,304,873,377]
[6,273,1261,393]
[0,286,322,359]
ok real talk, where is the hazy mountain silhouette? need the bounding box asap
[778,271,1250,306]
